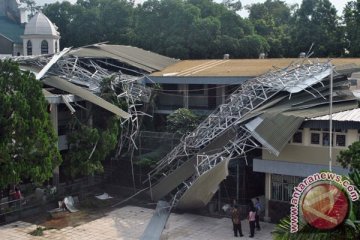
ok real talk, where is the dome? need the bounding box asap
[24,12,59,36]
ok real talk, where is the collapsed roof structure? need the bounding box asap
[7,43,178,155]
[145,59,360,210]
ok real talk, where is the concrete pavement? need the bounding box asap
[0,206,274,240]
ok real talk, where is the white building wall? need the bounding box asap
[22,36,58,56]
[12,43,23,56]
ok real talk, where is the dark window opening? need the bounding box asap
[27,40,32,55]
[41,40,48,54]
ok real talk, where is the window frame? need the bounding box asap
[271,174,304,202]
[26,40,32,56]
[41,40,49,55]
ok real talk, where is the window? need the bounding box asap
[41,40,48,54]
[26,40,32,55]
[188,84,205,95]
[271,174,303,202]
[311,132,320,144]
[292,131,302,144]
[322,132,331,146]
[310,128,346,147]
[336,135,346,147]
[55,41,58,52]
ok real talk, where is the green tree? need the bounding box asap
[290,0,345,57]
[238,34,270,58]
[337,141,360,172]
[166,108,201,135]
[0,60,61,189]
[43,0,135,48]
[42,1,75,49]
[20,0,41,18]
[247,0,292,57]
[63,117,119,179]
[344,0,360,56]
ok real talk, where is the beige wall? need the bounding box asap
[262,127,359,166]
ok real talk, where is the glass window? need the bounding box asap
[336,134,346,147]
[292,131,302,143]
[322,132,330,146]
[26,40,32,55]
[311,132,320,144]
[55,41,58,52]
[41,40,48,54]
[271,174,303,202]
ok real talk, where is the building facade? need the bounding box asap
[0,0,59,56]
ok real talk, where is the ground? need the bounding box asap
[0,205,274,239]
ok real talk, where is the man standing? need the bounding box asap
[248,206,256,238]
[255,198,261,230]
[231,204,243,237]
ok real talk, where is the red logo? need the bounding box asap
[301,183,349,230]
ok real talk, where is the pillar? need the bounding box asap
[264,173,271,222]
[50,104,60,188]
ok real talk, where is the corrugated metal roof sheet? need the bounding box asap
[69,44,178,73]
[43,76,130,119]
[0,16,24,44]
[311,108,360,122]
[245,113,304,156]
[151,59,360,77]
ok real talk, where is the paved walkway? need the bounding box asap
[0,206,274,240]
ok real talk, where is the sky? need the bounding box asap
[35,0,353,17]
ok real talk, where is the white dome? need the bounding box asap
[24,12,59,36]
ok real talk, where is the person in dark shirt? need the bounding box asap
[231,204,243,237]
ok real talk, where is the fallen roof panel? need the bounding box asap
[176,158,230,210]
[69,44,178,73]
[43,76,130,119]
[245,113,304,156]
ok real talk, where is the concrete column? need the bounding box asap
[264,173,271,222]
[50,104,60,188]
[183,84,189,109]
[347,129,358,146]
[221,85,226,104]
[303,128,310,146]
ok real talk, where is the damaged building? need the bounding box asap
[143,58,360,226]
[4,42,360,230]
[11,43,178,186]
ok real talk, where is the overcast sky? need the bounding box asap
[35,0,352,17]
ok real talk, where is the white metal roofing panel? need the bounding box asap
[311,108,360,122]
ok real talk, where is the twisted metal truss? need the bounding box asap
[147,60,333,208]
[9,52,152,156]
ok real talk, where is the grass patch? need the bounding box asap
[29,226,51,236]
[29,226,45,236]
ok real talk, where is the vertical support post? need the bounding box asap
[149,174,153,201]
[329,65,333,172]
[236,161,239,202]
[218,184,221,213]
[264,173,271,222]
[183,84,189,109]
[50,103,59,188]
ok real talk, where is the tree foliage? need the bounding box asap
[337,141,360,171]
[63,117,119,179]
[166,108,201,135]
[0,60,61,189]
[41,0,360,59]
[62,77,123,179]
[290,0,345,57]
[344,0,360,56]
